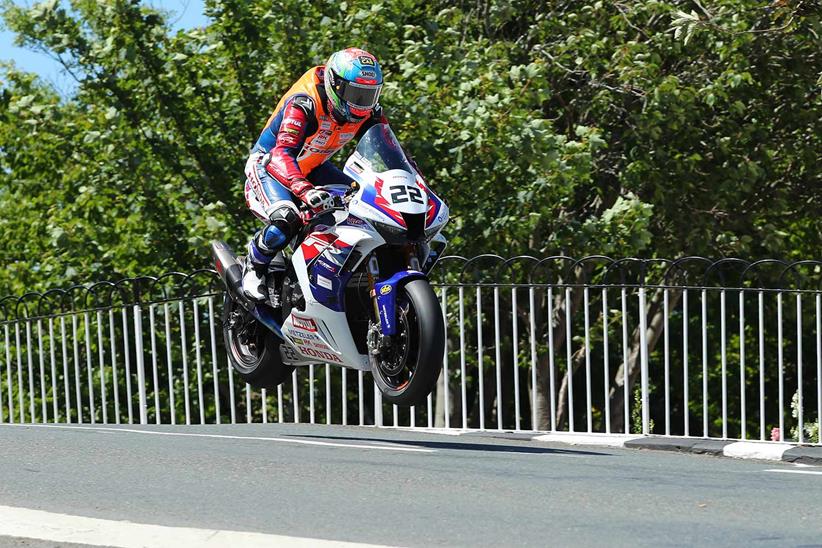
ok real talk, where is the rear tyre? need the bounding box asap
[223,294,294,389]
[370,279,444,406]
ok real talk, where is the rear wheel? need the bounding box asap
[370,279,444,406]
[223,294,294,389]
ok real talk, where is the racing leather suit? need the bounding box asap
[244,65,389,266]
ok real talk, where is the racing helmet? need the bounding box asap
[324,48,383,124]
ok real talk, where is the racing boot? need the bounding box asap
[241,255,268,302]
[242,208,301,302]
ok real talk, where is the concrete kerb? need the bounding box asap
[390,427,822,464]
[540,434,822,464]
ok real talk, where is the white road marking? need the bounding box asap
[764,468,822,476]
[0,504,390,547]
[1,424,435,453]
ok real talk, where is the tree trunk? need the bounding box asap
[555,345,589,429]
[533,282,585,430]
[609,288,682,433]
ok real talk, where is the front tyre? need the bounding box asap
[223,294,294,389]
[371,279,444,406]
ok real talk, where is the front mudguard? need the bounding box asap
[373,270,428,336]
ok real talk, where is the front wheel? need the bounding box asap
[370,279,444,406]
[223,294,294,389]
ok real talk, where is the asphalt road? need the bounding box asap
[0,423,820,547]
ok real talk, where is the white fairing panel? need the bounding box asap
[280,222,384,370]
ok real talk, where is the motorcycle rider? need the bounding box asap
[241,47,390,301]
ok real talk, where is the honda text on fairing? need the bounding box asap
[212,124,448,405]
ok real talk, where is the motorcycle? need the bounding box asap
[211,124,449,406]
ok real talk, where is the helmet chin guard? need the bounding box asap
[324,47,383,124]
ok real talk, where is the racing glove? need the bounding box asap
[292,178,333,212]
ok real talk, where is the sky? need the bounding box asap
[0,0,209,94]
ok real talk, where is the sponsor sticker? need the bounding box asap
[302,144,331,155]
[292,315,317,332]
[284,118,303,128]
[359,56,375,66]
[279,134,299,147]
[307,340,331,351]
[319,121,332,130]
[298,345,343,364]
[289,329,318,341]
[379,285,392,295]
[316,258,339,274]
[317,275,333,290]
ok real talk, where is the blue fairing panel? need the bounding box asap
[373,270,427,335]
[308,243,355,312]
[252,303,284,339]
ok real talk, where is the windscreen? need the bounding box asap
[354,124,414,174]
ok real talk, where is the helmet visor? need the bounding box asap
[338,80,382,109]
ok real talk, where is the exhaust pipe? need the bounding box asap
[211,241,246,303]
[211,241,285,339]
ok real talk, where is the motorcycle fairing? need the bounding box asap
[423,233,448,273]
[301,222,381,310]
[308,267,353,312]
[280,224,386,370]
[365,176,406,226]
[373,270,427,335]
[281,312,346,366]
[345,157,449,240]
[251,303,285,339]
[303,230,354,312]
[419,177,444,228]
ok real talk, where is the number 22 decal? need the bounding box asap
[389,185,425,205]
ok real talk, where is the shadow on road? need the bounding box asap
[286,434,611,456]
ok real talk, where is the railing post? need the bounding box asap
[459,286,468,429]
[565,287,574,433]
[441,286,450,429]
[720,290,728,439]
[0,325,5,424]
[374,384,383,427]
[133,304,148,425]
[639,287,649,436]
[796,293,803,444]
[5,324,13,424]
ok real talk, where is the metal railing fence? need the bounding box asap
[0,255,819,445]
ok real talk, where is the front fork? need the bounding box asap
[367,246,421,324]
[367,254,381,321]
[367,246,428,337]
